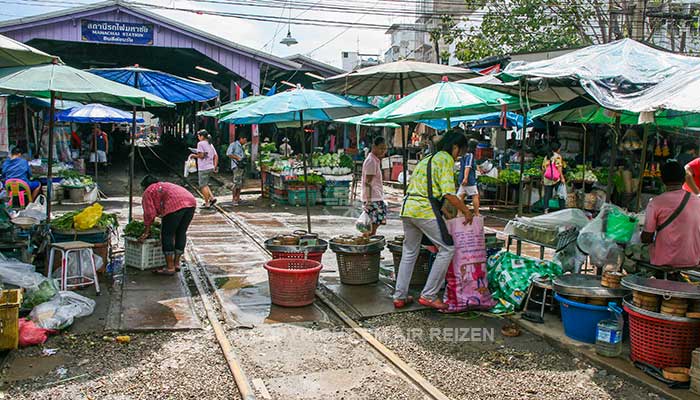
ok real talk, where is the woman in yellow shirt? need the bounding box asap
[394,131,474,310]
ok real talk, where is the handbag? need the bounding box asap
[544,158,560,181]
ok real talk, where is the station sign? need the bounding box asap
[81,20,154,45]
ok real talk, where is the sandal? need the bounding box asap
[418,296,448,310]
[393,296,414,309]
[210,198,218,207]
[152,268,176,276]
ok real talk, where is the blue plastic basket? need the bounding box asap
[554,293,614,344]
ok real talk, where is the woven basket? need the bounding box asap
[336,251,380,285]
[390,249,430,286]
[566,192,578,209]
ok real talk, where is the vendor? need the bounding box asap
[361,136,388,237]
[642,161,700,267]
[279,137,293,157]
[2,146,40,200]
[139,175,197,276]
[542,142,564,213]
[677,143,697,168]
[393,131,474,311]
[89,124,109,166]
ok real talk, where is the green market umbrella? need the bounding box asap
[198,96,265,119]
[363,79,519,124]
[363,79,519,191]
[0,61,174,221]
[0,33,56,67]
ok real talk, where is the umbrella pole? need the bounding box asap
[23,98,31,158]
[46,91,56,223]
[399,75,408,195]
[299,111,311,233]
[607,116,621,202]
[635,124,650,212]
[129,107,136,222]
[517,108,527,216]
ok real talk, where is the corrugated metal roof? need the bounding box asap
[0,0,301,71]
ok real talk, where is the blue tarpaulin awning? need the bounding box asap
[420,111,540,131]
[89,66,219,104]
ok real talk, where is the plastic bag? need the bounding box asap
[553,241,587,273]
[18,318,57,347]
[184,156,197,177]
[51,249,101,281]
[0,262,41,287]
[74,203,103,230]
[443,217,495,312]
[355,211,372,233]
[19,195,47,221]
[30,291,96,330]
[22,278,59,310]
[606,207,638,243]
[557,184,568,200]
[504,208,590,234]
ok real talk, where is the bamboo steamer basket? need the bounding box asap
[601,272,623,289]
[663,367,690,383]
[632,290,660,311]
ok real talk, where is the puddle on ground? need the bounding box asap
[214,275,253,290]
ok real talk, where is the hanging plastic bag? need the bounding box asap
[30,291,96,330]
[606,207,638,243]
[355,211,372,233]
[557,184,568,200]
[73,203,103,230]
[184,156,197,177]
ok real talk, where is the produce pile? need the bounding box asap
[124,220,161,239]
[566,165,598,183]
[311,153,353,175]
[59,170,94,188]
[294,174,326,186]
[50,203,118,232]
[498,169,521,185]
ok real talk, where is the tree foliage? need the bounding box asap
[454,0,610,63]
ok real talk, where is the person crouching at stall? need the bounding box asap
[2,146,41,200]
[393,131,474,310]
[139,175,197,276]
[642,161,700,268]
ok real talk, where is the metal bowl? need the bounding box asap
[11,216,38,230]
[622,275,700,300]
[553,273,631,298]
[330,236,385,254]
[263,238,328,254]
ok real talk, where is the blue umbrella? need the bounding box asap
[88,66,218,103]
[225,87,375,232]
[89,66,218,221]
[55,103,145,123]
[420,111,541,131]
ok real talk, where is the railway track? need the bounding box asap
[136,144,451,400]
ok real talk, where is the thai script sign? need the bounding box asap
[81,20,154,45]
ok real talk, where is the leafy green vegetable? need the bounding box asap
[124,220,160,239]
[22,279,59,310]
[478,175,499,185]
[339,154,354,169]
[261,143,277,153]
[498,169,521,185]
[566,165,598,182]
[523,167,541,178]
[97,213,119,229]
[296,174,326,186]
[50,210,80,231]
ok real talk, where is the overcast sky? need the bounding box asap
[1,0,419,67]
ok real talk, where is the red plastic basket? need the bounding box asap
[264,259,322,307]
[270,251,324,264]
[624,304,700,368]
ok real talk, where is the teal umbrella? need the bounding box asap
[198,96,265,119]
[226,87,375,232]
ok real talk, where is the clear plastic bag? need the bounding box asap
[355,211,372,233]
[557,184,568,199]
[0,262,41,287]
[51,249,101,281]
[29,291,96,330]
[19,195,47,221]
[553,241,587,273]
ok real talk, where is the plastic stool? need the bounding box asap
[47,241,100,295]
[522,276,556,323]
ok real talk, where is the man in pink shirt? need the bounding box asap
[642,161,700,268]
[361,136,388,237]
[138,175,197,276]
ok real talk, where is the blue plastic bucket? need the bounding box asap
[554,293,613,344]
